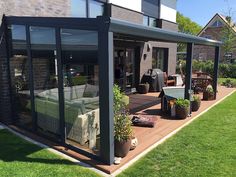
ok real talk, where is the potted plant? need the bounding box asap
[113,85,133,158]
[191,95,201,112]
[175,98,190,119]
[203,84,215,100]
[137,83,149,94]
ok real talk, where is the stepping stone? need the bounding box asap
[114,157,122,165]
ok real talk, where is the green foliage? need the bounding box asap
[175,98,190,108]
[222,78,236,88]
[71,76,87,85]
[220,15,236,61]
[177,12,202,35]
[206,85,214,93]
[177,59,236,78]
[193,95,201,103]
[177,12,202,52]
[113,85,132,142]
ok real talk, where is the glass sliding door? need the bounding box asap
[114,47,135,93]
[125,48,135,91]
[152,47,167,71]
[9,25,33,129]
[30,26,60,140]
[61,28,100,155]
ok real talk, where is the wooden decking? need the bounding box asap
[94,86,235,174]
[7,86,235,175]
[128,92,161,113]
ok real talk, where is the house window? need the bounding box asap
[143,15,149,26]
[89,0,104,18]
[203,35,212,39]
[149,17,157,27]
[143,15,157,27]
[211,20,223,27]
[71,0,87,17]
[71,0,104,18]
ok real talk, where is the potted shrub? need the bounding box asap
[113,85,133,158]
[137,83,149,94]
[191,95,201,112]
[175,98,190,119]
[203,84,215,100]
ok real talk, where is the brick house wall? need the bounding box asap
[0,20,12,123]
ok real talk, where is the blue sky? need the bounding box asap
[177,0,236,27]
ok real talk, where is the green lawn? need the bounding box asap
[0,129,100,177]
[119,92,236,177]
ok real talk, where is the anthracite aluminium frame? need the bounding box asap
[4,15,221,165]
[5,16,114,164]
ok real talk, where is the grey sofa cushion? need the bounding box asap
[83,84,99,98]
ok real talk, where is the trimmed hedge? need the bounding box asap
[177,60,236,78]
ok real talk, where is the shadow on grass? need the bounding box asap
[0,129,75,165]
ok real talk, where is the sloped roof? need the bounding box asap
[198,13,236,36]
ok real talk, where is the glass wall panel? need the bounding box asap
[11,25,27,50]
[61,28,100,155]
[9,25,32,129]
[30,26,60,140]
[89,0,104,18]
[71,0,87,17]
[152,48,165,70]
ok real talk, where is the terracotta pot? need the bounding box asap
[175,105,189,119]
[137,84,149,94]
[191,100,201,112]
[114,139,131,158]
[203,91,215,100]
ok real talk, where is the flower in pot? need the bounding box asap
[203,84,215,100]
[175,98,190,119]
[113,85,133,158]
[137,83,149,94]
[191,95,201,112]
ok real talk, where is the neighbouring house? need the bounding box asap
[194,13,236,62]
[0,0,221,166]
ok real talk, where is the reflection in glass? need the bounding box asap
[30,26,60,140]
[9,25,31,129]
[71,0,87,17]
[152,48,164,70]
[61,29,100,154]
[10,51,32,129]
[10,25,26,49]
[30,27,56,50]
[143,15,149,26]
[149,17,157,27]
[89,0,104,18]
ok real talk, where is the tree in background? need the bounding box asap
[177,12,202,35]
[176,12,202,53]
[221,12,236,63]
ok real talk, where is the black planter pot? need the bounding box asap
[137,84,149,94]
[175,105,190,119]
[203,91,215,100]
[191,100,201,112]
[114,139,131,158]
